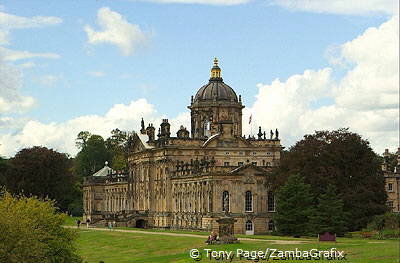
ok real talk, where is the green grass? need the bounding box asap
[74,228,400,263]
[64,216,82,226]
[97,226,311,241]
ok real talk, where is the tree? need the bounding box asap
[368,214,386,239]
[274,174,315,237]
[310,184,347,236]
[273,128,387,231]
[105,128,129,170]
[368,212,400,239]
[0,157,10,186]
[381,150,398,172]
[74,134,109,178]
[5,147,78,212]
[75,131,91,150]
[0,191,82,263]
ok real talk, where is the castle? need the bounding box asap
[83,58,282,234]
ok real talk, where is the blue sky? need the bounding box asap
[0,0,398,156]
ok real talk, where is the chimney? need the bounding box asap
[146,123,155,142]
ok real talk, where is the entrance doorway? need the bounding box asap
[245,220,254,235]
[135,219,147,228]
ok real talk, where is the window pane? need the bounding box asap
[222,191,229,212]
[268,191,275,212]
[245,220,253,230]
[245,191,252,212]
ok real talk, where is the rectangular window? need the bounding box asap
[225,152,230,155]
[268,191,275,212]
[245,191,253,212]
[238,162,244,166]
[387,201,394,209]
[252,162,257,166]
[224,162,230,166]
[388,183,393,191]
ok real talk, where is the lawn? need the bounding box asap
[74,228,400,263]
[64,216,82,226]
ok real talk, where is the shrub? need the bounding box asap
[0,191,82,263]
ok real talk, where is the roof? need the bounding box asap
[229,163,268,174]
[92,163,115,177]
[194,79,238,102]
[137,133,154,149]
[202,133,220,147]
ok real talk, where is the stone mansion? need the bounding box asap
[83,58,282,234]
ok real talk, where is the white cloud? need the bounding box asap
[84,7,148,56]
[0,46,60,61]
[35,74,60,87]
[270,0,398,15]
[244,15,399,154]
[18,62,36,68]
[0,11,62,45]
[0,98,190,157]
[130,0,249,5]
[0,10,398,157]
[0,61,35,114]
[88,70,106,77]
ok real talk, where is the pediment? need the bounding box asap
[130,133,147,153]
[202,134,252,148]
[229,163,268,175]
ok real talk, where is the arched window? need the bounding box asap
[245,220,253,231]
[267,191,275,212]
[222,191,229,212]
[245,191,253,212]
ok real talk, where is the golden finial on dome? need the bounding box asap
[211,57,221,79]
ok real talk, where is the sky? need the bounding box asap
[0,0,398,157]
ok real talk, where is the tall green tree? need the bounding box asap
[74,134,109,178]
[5,147,77,212]
[0,191,82,263]
[105,128,129,170]
[75,131,91,150]
[310,184,347,235]
[274,174,315,237]
[0,157,10,186]
[272,128,387,231]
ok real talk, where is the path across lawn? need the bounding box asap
[65,226,307,244]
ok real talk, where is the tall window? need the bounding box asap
[222,191,229,212]
[204,120,211,137]
[208,194,213,212]
[245,220,253,231]
[268,220,274,231]
[245,191,253,212]
[388,183,393,191]
[267,191,275,212]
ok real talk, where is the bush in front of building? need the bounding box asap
[0,190,82,263]
[366,212,400,239]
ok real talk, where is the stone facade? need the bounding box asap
[382,148,400,213]
[83,59,282,234]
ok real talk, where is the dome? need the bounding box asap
[194,80,238,102]
[193,58,238,103]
